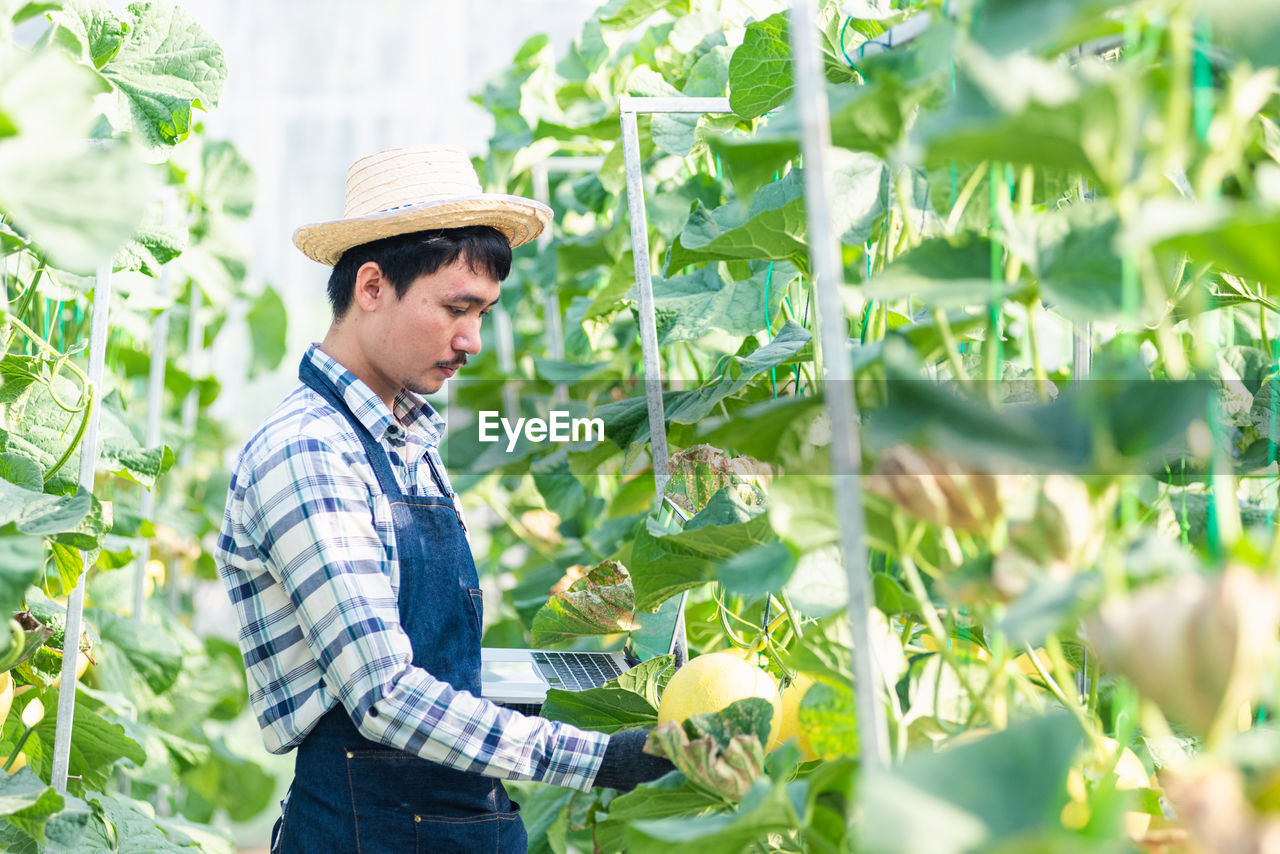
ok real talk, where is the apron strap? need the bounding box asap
[299,354,405,502]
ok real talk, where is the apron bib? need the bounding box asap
[273,357,527,854]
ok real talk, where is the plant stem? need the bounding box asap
[945,162,990,234]
[898,554,994,720]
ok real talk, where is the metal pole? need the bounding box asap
[790,0,888,769]
[51,263,113,792]
[620,108,673,497]
[531,163,567,407]
[179,286,202,468]
[531,164,565,363]
[130,193,177,619]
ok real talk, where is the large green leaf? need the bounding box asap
[78,792,191,853]
[866,234,1004,307]
[111,222,187,277]
[728,12,790,120]
[87,607,182,694]
[629,488,773,610]
[530,560,638,647]
[626,777,801,851]
[970,0,1131,58]
[26,690,146,797]
[537,658,676,736]
[97,1,226,147]
[652,261,798,345]
[594,773,723,854]
[666,153,884,273]
[598,322,811,450]
[0,46,152,273]
[858,714,1081,854]
[0,768,69,846]
[715,542,795,597]
[1006,203,1129,323]
[917,47,1122,185]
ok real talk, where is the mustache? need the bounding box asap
[437,357,467,369]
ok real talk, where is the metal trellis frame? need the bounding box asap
[790,0,888,770]
[619,95,731,498]
[51,262,113,793]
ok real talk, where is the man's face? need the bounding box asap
[360,257,500,399]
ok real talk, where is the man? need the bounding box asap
[216,146,671,854]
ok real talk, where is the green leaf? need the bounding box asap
[858,714,1081,854]
[626,777,800,850]
[652,261,798,345]
[1151,206,1280,290]
[112,222,187,277]
[0,454,44,491]
[598,0,683,32]
[246,283,288,376]
[728,13,790,120]
[716,542,795,597]
[866,234,1004,308]
[667,169,807,272]
[44,0,128,70]
[98,1,227,147]
[79,791,191,853]
[971,0,1131,58]
[0,46,152,273]
[26,690,146,796]
[629,488,773,610]
[595,772,723,853]
[598,323,812,451]
[539,686,659,734]
[0,768,66,845]
[1006,203,1129,323]
[918,49,1120,184]
[798,680,858,759]
[0,481,90,537]
[87,607,182,694]
[613,654,675,709]
[531,560,638,647]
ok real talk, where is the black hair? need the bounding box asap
[326,225,512,318]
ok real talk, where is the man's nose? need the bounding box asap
[453,318,483,355]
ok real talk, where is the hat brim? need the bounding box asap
[292,194,551,266]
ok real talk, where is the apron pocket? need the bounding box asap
[414,800,522,854]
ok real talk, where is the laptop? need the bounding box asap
[481,498,690,715]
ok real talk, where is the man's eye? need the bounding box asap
[448,307,467,316]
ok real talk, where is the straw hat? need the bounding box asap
[293,145,551,266]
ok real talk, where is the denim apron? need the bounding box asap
[272,358,527,854]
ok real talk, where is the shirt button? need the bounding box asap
[368,707,379,718]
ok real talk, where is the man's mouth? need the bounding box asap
[436,360,465,377]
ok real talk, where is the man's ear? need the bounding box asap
[352,262,387,312]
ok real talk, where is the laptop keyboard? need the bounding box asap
[531,651,625,690]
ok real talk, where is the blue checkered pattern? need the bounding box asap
[215,344,607,790]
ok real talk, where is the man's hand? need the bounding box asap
[591,728,675,792]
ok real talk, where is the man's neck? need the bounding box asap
[318,331,398,411]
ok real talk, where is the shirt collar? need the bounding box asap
[304,344,445,447]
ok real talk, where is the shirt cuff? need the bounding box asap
[538,724,610,791]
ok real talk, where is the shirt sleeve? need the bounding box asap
[239,432,608,790]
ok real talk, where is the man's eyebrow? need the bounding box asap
[446,294,501,309]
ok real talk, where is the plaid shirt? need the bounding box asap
[215,344,607,790]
